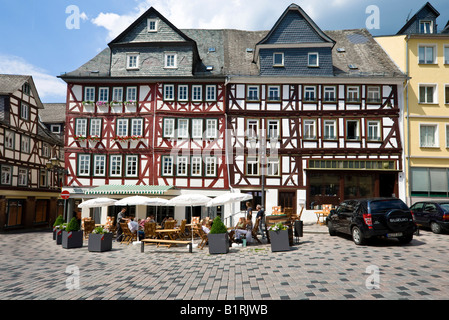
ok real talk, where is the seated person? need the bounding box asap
[128,217,139,234]
[202,219,210,234]
[234,217,253,243]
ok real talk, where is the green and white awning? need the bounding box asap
[84,185,174,195]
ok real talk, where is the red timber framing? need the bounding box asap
[64,81,229,190]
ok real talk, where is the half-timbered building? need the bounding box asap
[0,74,64,232]
[226,4,407,214]
[59,8,229,223]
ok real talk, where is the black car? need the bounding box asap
[326,198,417,245]
[410,201,449,234]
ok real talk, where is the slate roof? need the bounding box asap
[41,103,66,123]
[0,74,44,108]
[60,28,404,80]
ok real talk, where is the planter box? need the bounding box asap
[88,233,113,252]
[55,228,64,245]
[269,229,290,252]
[208,233,229,254]
[62,230,84,249]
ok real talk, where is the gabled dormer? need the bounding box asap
[254,4,335,77]
[108,7,201,77]
[396,2,440,35]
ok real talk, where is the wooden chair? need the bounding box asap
[174,219,187,240]
[272,206,282,215]
[251,217,262,244]
[83,220,95,239]
[164,220,176,229]
[284,208,293,220]
[197,227,208,250]
[316,204,332,225]
[120,223,137,245]
[144,222,157,239]
[191,216,200,225]
[289,206,304,221]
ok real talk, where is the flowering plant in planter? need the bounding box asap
[89,226,113,252]
[96,101,109,107]
[92,226,111,234]
[110,100,122,106]
[74,135,87,141]
[82,100,95,106]
[268,222,288,231]
[111,135,144,142]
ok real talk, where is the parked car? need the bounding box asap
[409,201,449,234]
[327,198,417,245]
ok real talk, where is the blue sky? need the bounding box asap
[1,0,448,103]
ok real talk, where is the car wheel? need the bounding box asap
[430,222,442,234]
[328,221,337,236]
[398,234,413,244]
[351,226,365,245]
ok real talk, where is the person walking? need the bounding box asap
[115,208,127,241]
[256,204,265,239]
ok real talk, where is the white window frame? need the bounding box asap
[177,119,189,139]
[127,54,139,70]
[126,87,137,102]
[419,20,433,34]
[323,120,337,140]
[163,84,175,101]
[116,119,129,137]
[420,123,439,148]
[192,85,202,102]
[163,118,175,138]
[78,154,91,177]
[273,52,284,67]
[445,85,449,104]
[147,18,158,32]
[131,118,143,136]
[18,168,28,186]
[125,155,139,177]
[191,119,203,139]
[418,44,437,64]
[205,157,217,177]
[5,130,14,149]
[205,119,218,139]
[323,86,336,102]
[446,124,449,148]
[1,166,12,185]
[178,85,189,102]
[303,119,316,140]
[267,120,279,139]
[303,86,316,102]
[205,85,217,102]
[75,118,87,136]
[21,136,30,153]
[367,120,381,141]
[21,103,29,120]
[90,118,102,137]
[346,86,360,103]
[367,86,381,104]
[84,87,95,102]
[247,119,259,139]
[98,87,109,102]
[162,156,174,176]
[177,156,188,177]
[112,87,123,102]
[247,86,259,101]
[110,155,122,177]
[93,154,106,177]
[246,157,259,176]
[267,86,280,102]
[164,52,177,69]
[419,84,438,104]
[308,52,319,67]
[191,156,203,177]
[267,157,279,176]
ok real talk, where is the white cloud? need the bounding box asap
[0,54,66,102]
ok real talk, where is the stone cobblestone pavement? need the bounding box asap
[1,223,449,301]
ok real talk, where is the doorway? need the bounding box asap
[379,173,397,197]
[278,191,296,213]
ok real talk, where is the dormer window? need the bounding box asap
[420,21,433,34]
[273,52,284,67]
[147,19,158,32]
[308,52,319,67]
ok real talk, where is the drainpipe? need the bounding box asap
[405,35,411,205]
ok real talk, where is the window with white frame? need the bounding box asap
[192,85,202,102]
[419,84,437,103]
[147,18,158,32]
[346,86,360,102]
[420,21,433,34]
[191,156,202,176]
[164,85,174,101]
[98,87,109,102]
[75,118,87,136]
[39,169,47,188]
[446,124,449,148]
[112,87,123,102]
[110,155,122,177]
[267,157,279,176]
[247,86,259,101]
[191,119,203,139]
[21,136,30,153]
[18,168,28,186]
[42,143,50,158]
[206,119,218,139]
[246,157,259,176]
[367,120,381,141]
[267,86,280,101]
[163,118,175,138]
[164,53,177,68]
[177,119,189,138]
[162,156,173,176]
[93,155,106,176]
[126,87,137,102]
[418,45,436,64]
[1,166,12,185]
[78,154,91,176]
[127,54,139,69]
[131,118,143,136]
[178,85,189,101]
[5,130,14,149]
[446,85,449,104]
[323,120,337,140]
[90,119,102,137]
[84,87,95,102]
[51,125,61,134]
[367,86,381,103]
[116,119,128,136]
[346,120,359,140]
[303,119,316,140]
[273,52,284,67]
[267,120,279,139]
[205,157,217,177]
[247,119,259,138]
[177,156,188,176]
[323,86,336,102]
[308,52,319,67]
[21,103,29,120]
[205,85,216,101]
[304,86,316,102]
[420,124,438,147]
[126,155,138,177]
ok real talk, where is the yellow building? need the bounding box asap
[376,2,449,204]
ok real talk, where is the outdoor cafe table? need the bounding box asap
[155,228,179,240]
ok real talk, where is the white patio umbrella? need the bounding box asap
[206,192,253,207]
[167,194,212,244]
[115,196,169,225]
[78,197,117,208]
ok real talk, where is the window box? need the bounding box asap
[111,135,144,142]
[96,101,109,107]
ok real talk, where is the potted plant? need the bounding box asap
[88,226,113,252]
[207,216,229,254]
[53,215,64,240]
[268,222,290,252]
[62,217,84,249]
